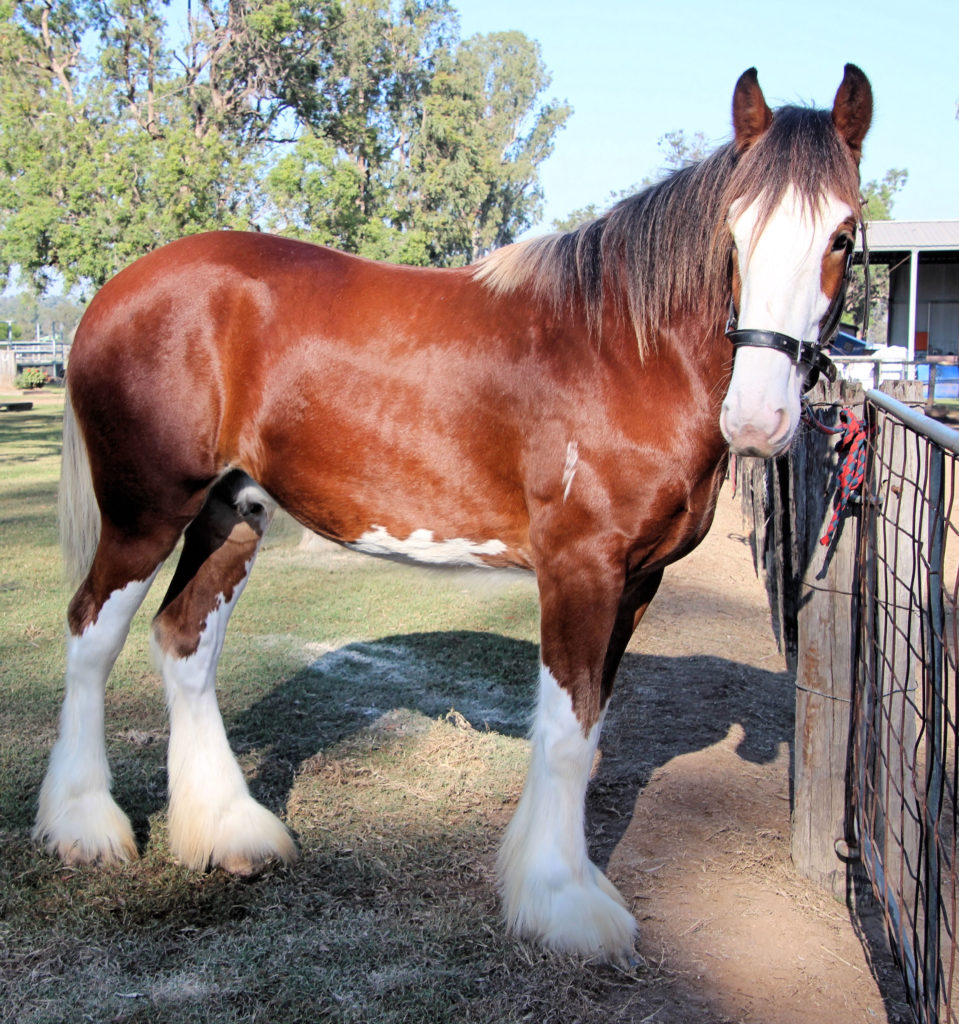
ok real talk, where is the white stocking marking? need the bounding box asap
[152,558,295,874]
[497,664,636,959]
[34,573,159,864]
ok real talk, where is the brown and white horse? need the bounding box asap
[36,66,871,961]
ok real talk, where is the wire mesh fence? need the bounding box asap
[853,390,959,1024]
[736,382,959,1023]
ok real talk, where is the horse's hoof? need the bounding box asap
[33,791,138,866]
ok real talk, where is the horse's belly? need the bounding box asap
[344,524,513,568]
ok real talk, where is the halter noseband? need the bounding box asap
[725,220,867,393]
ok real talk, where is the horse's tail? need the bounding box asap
[58,388,100,587]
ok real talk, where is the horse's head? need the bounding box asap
[719,65,872,458]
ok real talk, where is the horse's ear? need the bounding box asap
[832,63,872,162]
[732,68,773,152]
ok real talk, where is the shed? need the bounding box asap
[859,220,959,358]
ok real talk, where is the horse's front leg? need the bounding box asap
[498,563,661,961]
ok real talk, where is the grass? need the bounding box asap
[0,401,668,1024]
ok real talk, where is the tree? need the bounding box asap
[266,129,433,262]
[861,168,908,221]
[266,18,569,266]
[406,31,571,263]
[0,0,324,287]
[0,0,567,289]
[844,168,909,341]
[265,0,458,263]
[656,129,709,170]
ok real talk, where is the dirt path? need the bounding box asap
[593,483,909,1023]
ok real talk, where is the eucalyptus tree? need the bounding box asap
[0,0,328,287]
[407,30,571,264]
[0,0,569,289]
[844,168,909,340]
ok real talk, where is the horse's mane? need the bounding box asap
[474,105,863,358]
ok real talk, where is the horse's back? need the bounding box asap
[67,232,541,560]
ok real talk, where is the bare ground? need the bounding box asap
[591,483,911,1022]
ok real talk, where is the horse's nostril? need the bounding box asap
[769,408,790,445]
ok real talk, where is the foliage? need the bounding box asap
[656,128,710,170]
[0,0,274,288]
[0,288,85,340]
[13,366,48,388]
[844,169,909,341]
[861,168,909,221]
[406,31,571,263]
[0,0,569,289]
[267,17,570,265]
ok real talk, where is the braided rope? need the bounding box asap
[802,404,873,547]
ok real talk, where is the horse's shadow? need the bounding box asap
[212,630,793,868]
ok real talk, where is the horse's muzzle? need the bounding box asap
[720,403,793,458]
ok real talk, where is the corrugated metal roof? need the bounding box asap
[860,220,959,252]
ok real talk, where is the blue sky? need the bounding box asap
[452,0,958,230]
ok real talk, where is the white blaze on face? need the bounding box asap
[721,185,854,457]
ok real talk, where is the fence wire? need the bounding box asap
[854,391,959,1024]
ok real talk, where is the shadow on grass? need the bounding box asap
[0,410,62,463]
[7,631,865,1024]
[59,629,793,869]
[150,630,793,868]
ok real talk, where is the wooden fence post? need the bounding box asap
[789,380,924,898]
[789,380,864,897]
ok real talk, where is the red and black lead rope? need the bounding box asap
[801,402,875,547]
[730,401,875,546]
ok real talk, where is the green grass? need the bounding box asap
[0,403,666,1024]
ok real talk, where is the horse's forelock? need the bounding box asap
[722,106,863,251]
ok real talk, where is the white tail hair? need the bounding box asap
[58,389,100,587]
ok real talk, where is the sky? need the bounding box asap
[449,0,958,231]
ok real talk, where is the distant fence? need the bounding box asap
[833,355,959,407]
[738,380,959,1023]
[0,339,71,381]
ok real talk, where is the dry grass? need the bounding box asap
[3,402,903,1024]
[1,402,706,1024]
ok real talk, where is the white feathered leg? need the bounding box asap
[34,574,157,864]
[497,664,636,960]
[153,537,295,875]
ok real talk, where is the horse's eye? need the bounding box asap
[832,233,853,252]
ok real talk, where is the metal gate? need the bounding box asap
[853,389,959,1023]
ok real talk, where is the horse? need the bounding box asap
[35,64,872,962]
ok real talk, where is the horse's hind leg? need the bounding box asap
[34,530,174,864]
[151,470,296,875]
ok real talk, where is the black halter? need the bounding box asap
[725,220,866,393]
